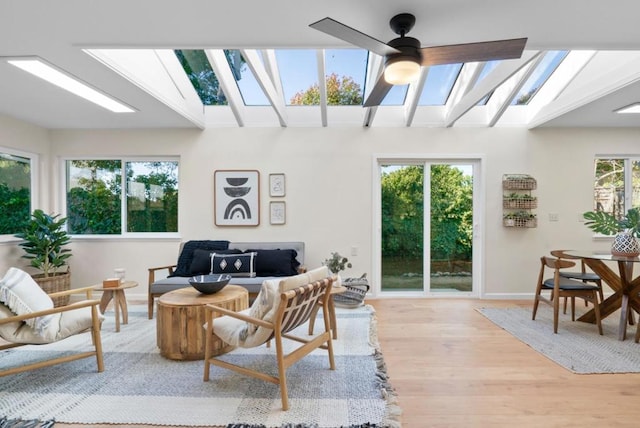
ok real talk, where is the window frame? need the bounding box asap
[0,146,38,241]
[61,156,180,239]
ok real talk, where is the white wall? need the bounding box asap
[3,115,640,299]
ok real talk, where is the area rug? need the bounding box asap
[478,306,640,374]
[0,305,400,427]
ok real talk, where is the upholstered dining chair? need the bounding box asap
[0,267,104,377]
[202,266,335,411]
[549,250,604,314]
[532,256,603,335]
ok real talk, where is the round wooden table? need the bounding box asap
[156,285,249,360]
[94,280,138,332]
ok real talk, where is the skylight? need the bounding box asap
[419,63,463,105]
[275,50,319,105]
[224,50,269,106]
[511,50,569,105]
[174,50,227,105]
[324,49,367,106]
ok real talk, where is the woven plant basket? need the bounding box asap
[32,269,71,307]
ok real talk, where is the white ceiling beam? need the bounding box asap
[205,49,246,127]
[529,52,640,128]
[444,51,541,127]
[446,62,484,111]
[316,49,328,127]
[363,54,384,127]
[261,49,285,99]
[485,53,545,127]
[404,67,429,127]
[240,49,288,127]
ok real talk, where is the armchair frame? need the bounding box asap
[0,286,104,377]
[203,277,335,410]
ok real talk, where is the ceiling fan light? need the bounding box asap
[384,57,421,85]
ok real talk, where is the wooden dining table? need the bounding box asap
[564,250,640,340]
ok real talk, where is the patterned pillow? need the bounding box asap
[0,267,55,335]
[211,252,257,277]
[189,249,242,275]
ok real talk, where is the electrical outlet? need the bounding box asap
[548,213,559,222]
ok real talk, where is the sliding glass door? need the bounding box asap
[379,160,477,295]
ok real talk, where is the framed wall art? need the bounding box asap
[214,170,260,226]
[270,201,286,225]
[269,173,286,197]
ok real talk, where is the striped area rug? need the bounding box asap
[0,305,400,427]
[478,306,640,374]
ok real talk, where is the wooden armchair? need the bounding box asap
[148,263,177,319]
[0,286,104,377]
[203,271,335,411]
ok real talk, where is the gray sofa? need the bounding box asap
[147,241,305,319]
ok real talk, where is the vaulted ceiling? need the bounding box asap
[1,0,640,130]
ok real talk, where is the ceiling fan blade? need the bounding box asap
[363,73,394,107]
[309,17,400,57]
[420,37,527,66]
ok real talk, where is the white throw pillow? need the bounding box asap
[0,267,54,335]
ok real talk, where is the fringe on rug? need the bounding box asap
[366,305,403,428]
[0,417,55,428]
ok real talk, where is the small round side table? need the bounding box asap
[93,280,138,332]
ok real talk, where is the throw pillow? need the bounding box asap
[0,267,55,335]
[189,248,242,275]
[169,240,230,277]
[212,252,257,277]
[246,249,300,276]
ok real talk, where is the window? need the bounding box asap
[593,158,640,220]
[66,159,178,235]
[0,150,32,235]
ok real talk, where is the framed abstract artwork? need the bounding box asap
[214,170,260,226]
[270,201,286,225]
[269,173,286,197]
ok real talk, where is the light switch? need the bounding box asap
[549,213,559,222]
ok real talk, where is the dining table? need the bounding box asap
[564,250,640,340]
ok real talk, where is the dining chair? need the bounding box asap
[532,256,603,335]
[549,250,604,315]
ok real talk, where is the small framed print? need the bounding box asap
[214,170,260,227]
[270,201,286,225]
[269,173,286,197]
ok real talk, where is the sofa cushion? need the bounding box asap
[0,267,55,335]
[169,240,230,277]
[212,252,257,277]
[189,248,242,275]
[246,249,300,277]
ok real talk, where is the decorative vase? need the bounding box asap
[611,230,640,257]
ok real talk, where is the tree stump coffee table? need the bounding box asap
[156,285,248,360]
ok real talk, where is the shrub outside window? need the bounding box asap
[0,151,32,235]
[593,158,640,221]
[66,159,178,235]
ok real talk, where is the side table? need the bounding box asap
[156,285,249,360]
[94,280,138,332]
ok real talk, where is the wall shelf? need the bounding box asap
[503,174,537,228]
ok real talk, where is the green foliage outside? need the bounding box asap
[67,160,178,234]
[290,73,363,105]
[0,156,31,234]
[381,165,473,274]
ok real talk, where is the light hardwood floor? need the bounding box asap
[56,298,640,428]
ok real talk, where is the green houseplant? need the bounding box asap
[323,252,352,274]
[583,208,640,256]
[15,209,72,304]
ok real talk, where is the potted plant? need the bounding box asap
[14,209,72,305]
[323,251,352,274]
[583,208,640,256]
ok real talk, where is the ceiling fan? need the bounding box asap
[309,13,527,107]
